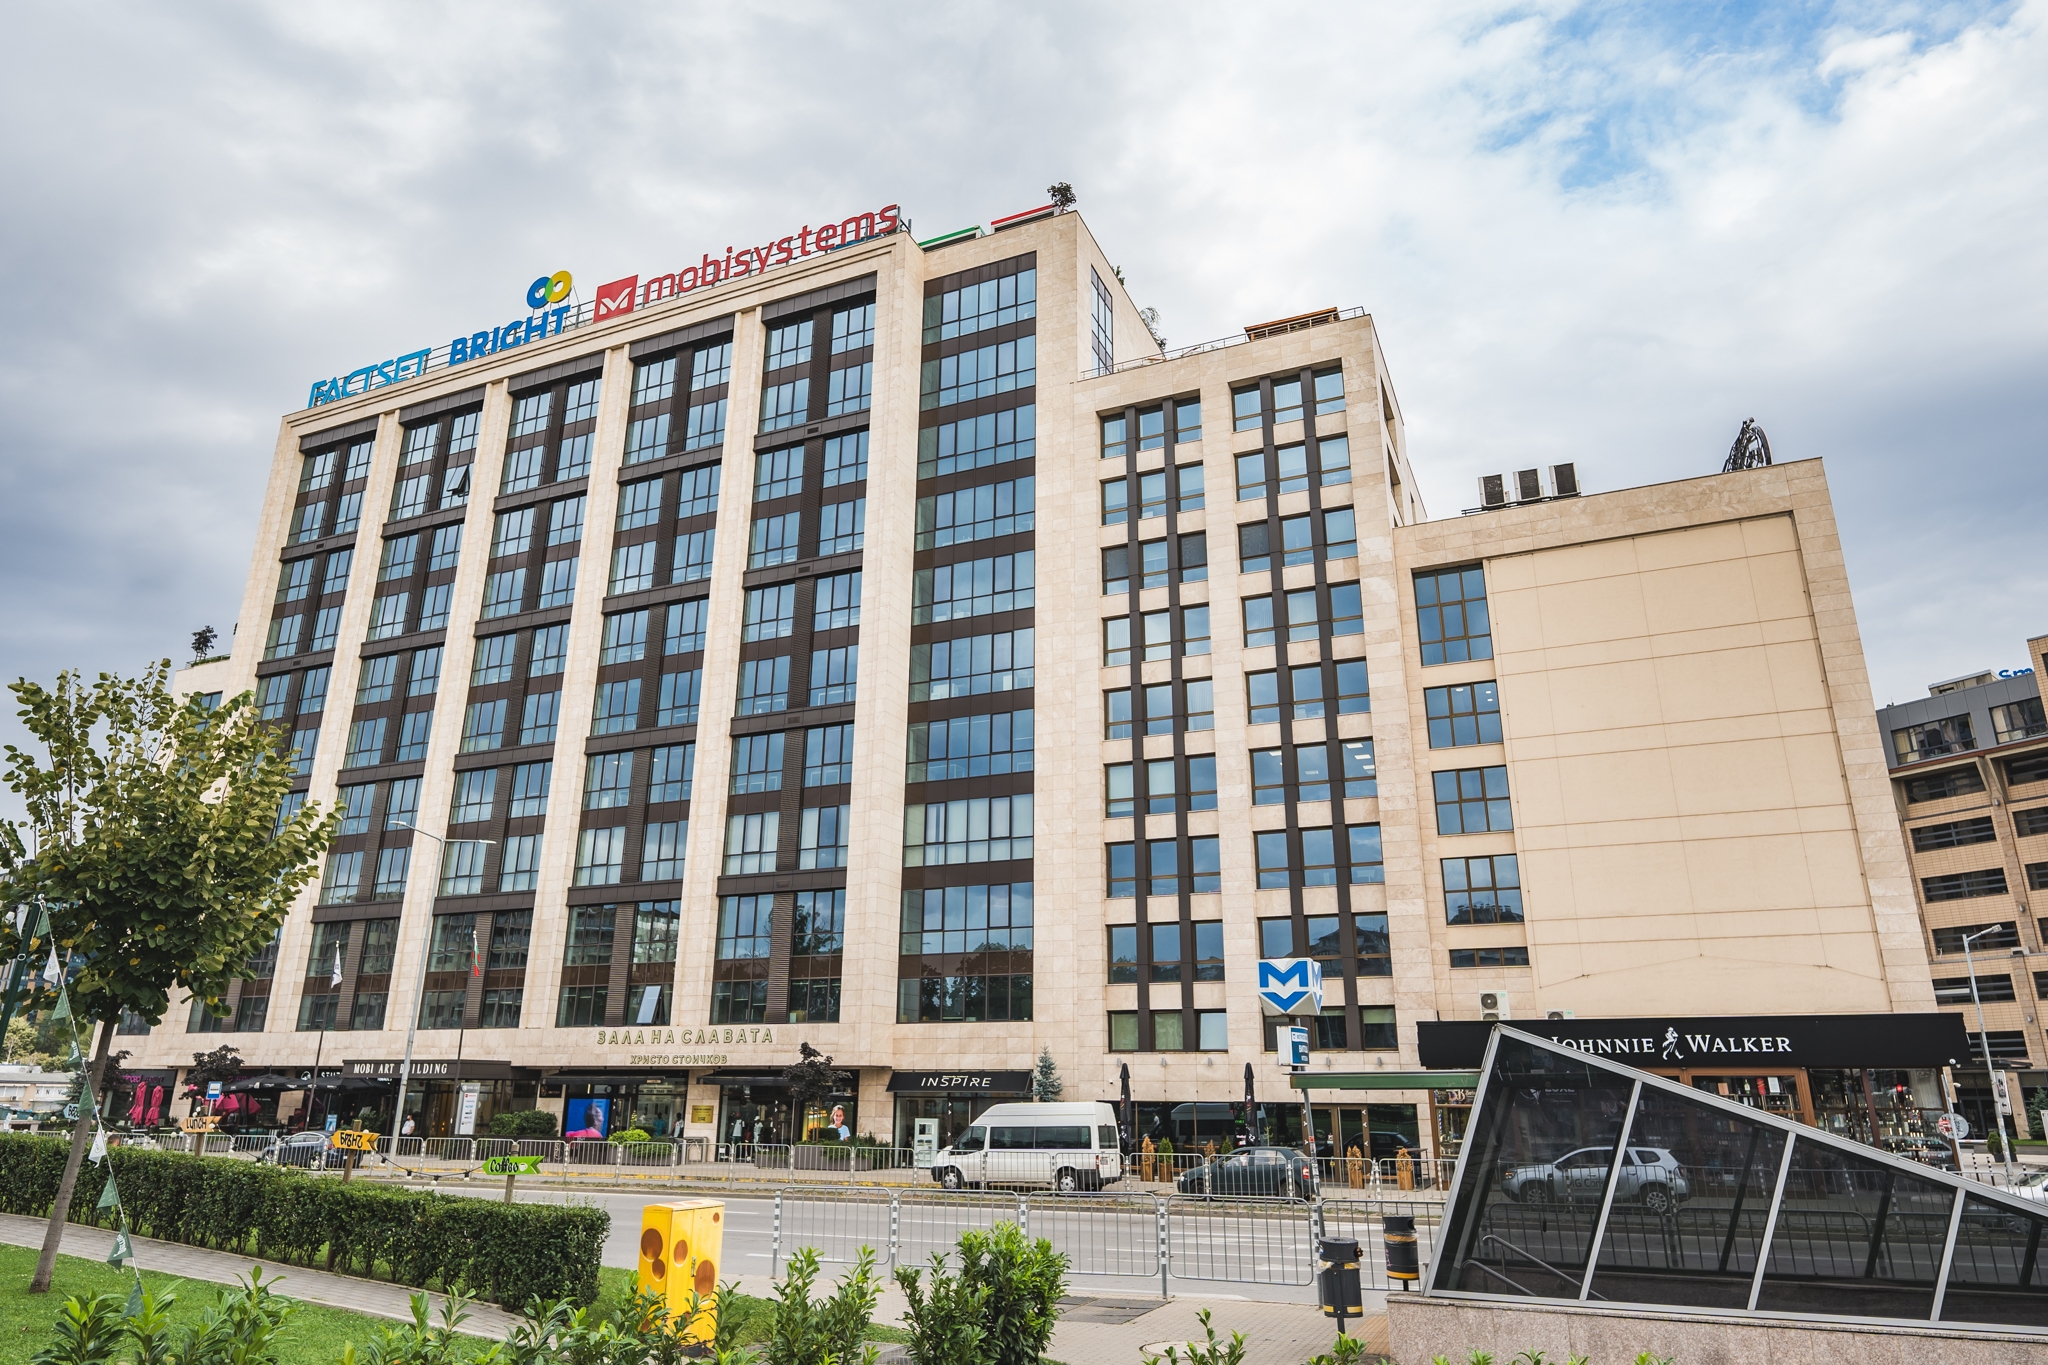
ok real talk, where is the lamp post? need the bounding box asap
[1961,925,2018,1184]
[389,822,493,1150]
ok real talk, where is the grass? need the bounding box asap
[0,1243,398,1365]
[0,1253,909,1364]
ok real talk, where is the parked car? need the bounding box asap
[1501,1146,1690,1213]
[2004,1169,2048,1203]
[929,1102,1123,1192]
[1175,1145,1320,1200]
[259,1130,345,1170]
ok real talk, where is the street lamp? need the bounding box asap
[1960,925,2019,1184]
[389,821,493,1148]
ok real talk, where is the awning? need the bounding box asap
[1416,1013,1974,1071]
[1289,1071,1482,1091]
[886,1070,1032,1095]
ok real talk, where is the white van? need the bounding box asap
[930,1102,1124,1192]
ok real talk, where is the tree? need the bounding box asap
[782,1042,844,1129]
[0,664,336,1292]
[1046,182,1076,212]
[184,1044,243,1095]
[189,627,217,661]
[4,1016,58,1069]
[1030,1047,1063,1103]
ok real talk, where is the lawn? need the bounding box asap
[0,1252,905,1363]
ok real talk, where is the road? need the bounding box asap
[390,1180,1435,1304]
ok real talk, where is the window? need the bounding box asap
[385,777,420,831]
[1109,1012,1139,1050]
[499,835,540,891]
[1101,477,1131,526]
[586,751,635,807]
[1150,923,1182,982]
[575,826,627,885]
[510,761,551,817]
[912,551,1034,624]
[449,769,495,824]
[823,430,867,486]
[2018,806,2048,837]
[2009,752,2048,787]
[749,512,800,569]
[277,558,313,604]
[409,648,441,696]
[711,980,768,1024]
[1893,716,1976,764]
[920,478,1031,550]
[1904,765,1985,803]
[815,570,861,630]
[718,894,774,959]
[556,985,607,1029]
[805,724,854,786]
[319,850,363,904]
[760,379,809,432]
[264,615,302,660]
[911,628,1032,700]
[908,709,1032,781]
[899,882,1033,954]
[365,594,407,642]
[467,638,515,689]
[1931,922,2019,954]
[1106,764,1135,818]
[1434,766,1512,833]
[323,549,354,594]
[926,265,1036,344]
[1255,832,1290,889]
[521,689,560,744]
[289,503,327,545]
[827,362,872,415]
[675,464,721,519]
[1416,564,1492,666]
[624,412,671,465]
[1109,925,1138,982]
[668,528,714,585]
[692,342,732,389]
[724,812,779,874]
[1321,507,1357,560]
[659,669,702,725]
[1341,740,1377,798]
[1921,868,2009,902]
[809,646,859,705]
[800,805,851,868]
[665,599,708,656]
[1299,827,1337,885]
[767,318,813,370]
[1101,414,1127,461]
[1242,596,1275,649]
[600,611,648,666]
[729,733,784,794]
[1089,266,1113,373]
[591,680,640,735]
[903,794,1032,865]
[683,398,726,450]
[372,846,410,899]
[649,744,694,802]
[1447,946,1528,969]
[537,558,577,608]
[439,840,487,895]
[918,405,1035,478]
[335,784,373,836]
[921,337,1033,409]
[502,446,544,493]
[633,902,681,965]
[642,821,687,880]
[831,302,875,354]
[610,542,658,595]
[737,657,789,715]
[1992,698,2047,745]
[480,569,525,619]
[1271,376,1304,425]
[307,605,343,650]
[743,584,796,640]
[479,988,524,1029]
[343,718,385,767]
[818,498,866,555]
[548,496,585,546]
[460,700,506,752]
[1348,824,1385,884]
[1935,974,2017,1006]
[1911,816,1998,852]
[1445,855,1523,924]
[259,673,292,720]
[286,726,318,776]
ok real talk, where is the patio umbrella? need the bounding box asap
[308,1075,392,1092]
[128,1085,146,1124]
[225,1073,302,1093]
[1243,1063,1256,1145]
[1119,1063,1133,1150]
[145,1086,163,1127]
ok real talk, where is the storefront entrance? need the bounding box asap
[887,1071,1032,1156]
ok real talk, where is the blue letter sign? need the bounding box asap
[1257,958,1325,1017]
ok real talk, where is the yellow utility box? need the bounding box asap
[637,1200,725,1342]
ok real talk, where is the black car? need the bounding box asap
[1175,1145,1319,1199]
[259,1130,346,1169]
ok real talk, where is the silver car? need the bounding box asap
[1502,1145,1691,1213]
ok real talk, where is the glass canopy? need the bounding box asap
[1430,1027,2048,1331]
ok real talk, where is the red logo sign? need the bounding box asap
[595,276,638,320]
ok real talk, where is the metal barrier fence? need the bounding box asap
[771,1188,1441,1297]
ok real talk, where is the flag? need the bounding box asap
[330,941,344,988]
[107,1221,133,1268]
[471,927,482,978]
[51,988,70,1022]
[122,1279,143,1319]
[41,946,61,987]
[97,1173,119,1209]
[88,1126,107,1166]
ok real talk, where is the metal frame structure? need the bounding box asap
[1426,1024,2048,1333]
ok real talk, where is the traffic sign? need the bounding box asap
[1257,959,1325,1017]
[1937,1112,1971,1141]
[206,1082,222,1100]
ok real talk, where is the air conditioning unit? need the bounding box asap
[1551,462,1578,497]
[1478,474,1506,509]
[1479,992,1511,1021]
[1545,1009,1576,1020]
[1513,469,1542,502]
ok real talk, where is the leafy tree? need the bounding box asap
[189,626,217,661]
[781,1042,844,1125]
[4,1016,59,1068]
[1030,1046,1063,1102]
[1046,181,1076,212]
[184,1044,244,1095]
[0,664,336,1292]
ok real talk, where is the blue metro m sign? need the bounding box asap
[1257,958,1325,1017]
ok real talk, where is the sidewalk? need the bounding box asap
[2,1214,1377,1364]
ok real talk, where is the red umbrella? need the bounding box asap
[128,1084,146,1124]
[146,1086,163,1127]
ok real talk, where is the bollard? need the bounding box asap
[1317,1236,1364,1331]
[1383,1213,1419,1290]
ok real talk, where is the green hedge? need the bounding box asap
[0,1134,604,1307]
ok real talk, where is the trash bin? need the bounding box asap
[1317,1236,1364,1329]
[1383,1212,1419,1288]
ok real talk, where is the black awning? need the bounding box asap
[1416,1013,1975,1072]
[886,1070,1032,1095]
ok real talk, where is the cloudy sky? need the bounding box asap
[0,0,2041,746]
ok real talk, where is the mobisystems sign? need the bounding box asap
[305,202,903,406]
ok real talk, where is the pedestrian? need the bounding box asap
[401,1114,415,1138]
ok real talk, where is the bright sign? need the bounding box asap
[1258,959,1325,1017]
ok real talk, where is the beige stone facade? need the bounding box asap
[130,207,1933,1154]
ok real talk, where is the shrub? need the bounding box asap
[489,1109,559,1139]
[0,1133,604,1307]
[610,1128,654,1145]
[893,1222,1067,1365]
[767,1245,882,1365]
